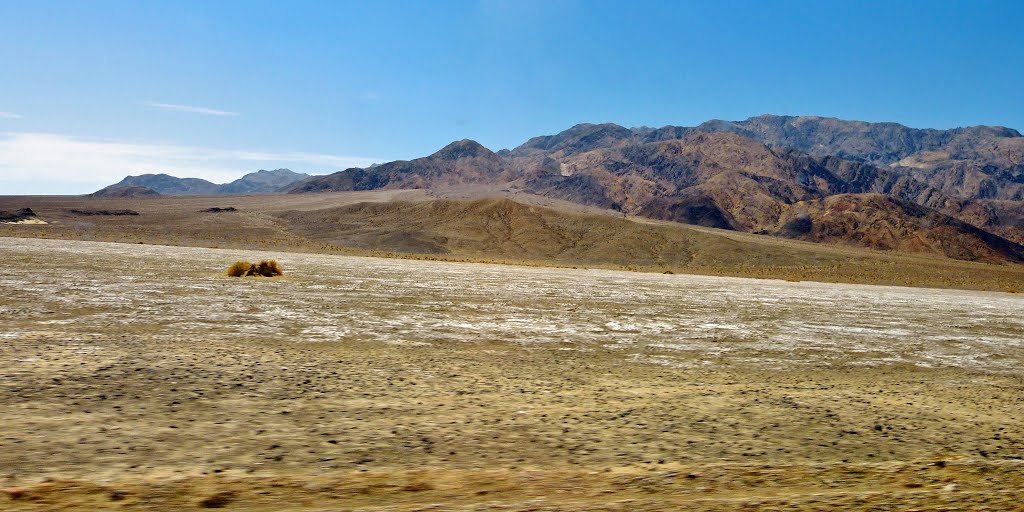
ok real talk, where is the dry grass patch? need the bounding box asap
[226,259,283,277]
[226,261,252,277]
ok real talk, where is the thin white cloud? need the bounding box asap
[0,112,23,119]
[145,101,240,117]
[0,132,382,195]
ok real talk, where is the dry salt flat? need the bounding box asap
[3,236,1024,511]
[2,236,1022,372]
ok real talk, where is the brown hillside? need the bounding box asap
[87,185,161,198]
[289,140,508,193]
[693,114,1024,202]
[776,194,1024,263]
[279,195,1024,266]
[957,199,1024,245]
[281,198,710,266]
[523,133,847,230]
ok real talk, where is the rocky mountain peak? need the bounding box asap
[431,139,495,160]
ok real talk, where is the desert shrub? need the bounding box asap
[227,260,253,277]
[253,259,283,277]
[227,259,283,277]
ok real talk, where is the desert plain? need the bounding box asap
[4,191,1024,292]
[2,231,1024,510]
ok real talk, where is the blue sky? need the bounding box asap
[2,0,1023,194]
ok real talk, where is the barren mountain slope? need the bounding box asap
[511,122,639,158]
[280,198,750,267]
[958,199,1024,245]
[218,169,311,194]
[87,185,161,198]
[94,169,310,196]
[522,133,848,228]
[289,131,1024,262]
[278,194,1024,268]
[691,114,1020,164]
[289,140,508,193]
[518,134,1024,262]
[776,194,1024,263]
[96,173,221,195]
[691,114,1024,201]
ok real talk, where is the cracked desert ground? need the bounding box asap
[2,236,1024,510]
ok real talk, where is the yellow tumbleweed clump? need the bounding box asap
[226,260,252,277]
[226,259,283,277]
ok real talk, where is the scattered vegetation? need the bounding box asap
[0,208,39,223]
[226,259,283,277]
[68,209,139,216]
[256,260,284,276]
[226,261,251,277]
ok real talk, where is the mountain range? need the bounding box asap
[92,115,1024,263]
[91,169,311,197]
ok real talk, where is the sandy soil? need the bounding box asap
[2,238,1024,510]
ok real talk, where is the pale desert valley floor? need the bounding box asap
[2,237,1024,510]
